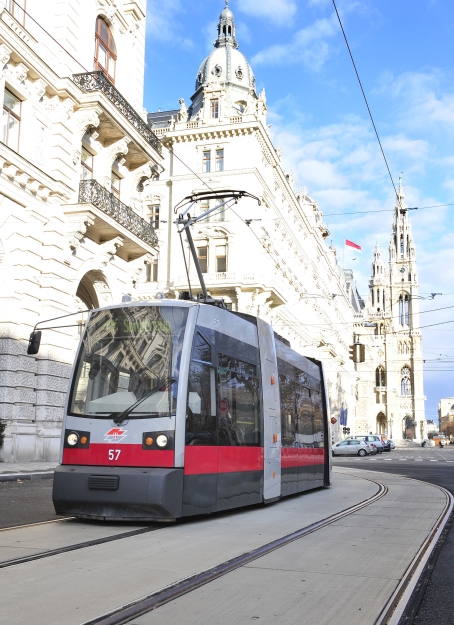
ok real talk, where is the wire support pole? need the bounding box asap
[178,230,193,300]
[331,0,398,202]
[182,219,208,300]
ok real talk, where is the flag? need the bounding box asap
[345,239,361,251]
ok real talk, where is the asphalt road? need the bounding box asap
[333,446,454,625]
[0,478,63,529]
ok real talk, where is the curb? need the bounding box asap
[0,471,54,482]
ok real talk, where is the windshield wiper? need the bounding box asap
[111,378,175,425]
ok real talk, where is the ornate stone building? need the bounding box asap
[0,0,162,461]
[354,180,426,441]
[138,3,359,437]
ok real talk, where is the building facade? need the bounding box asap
[138,4,359,439]
[438,398,454,434]
[0,0,162,461]
[354,180,426,441]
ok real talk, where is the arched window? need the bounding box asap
[372,289,374,306]
[400,234,404,257]
[399,295,404,325]
[94,17,117,83]
[405,295,409,325]
[382,290,385,311]
[376,366,386,388]
[401,366,412,396]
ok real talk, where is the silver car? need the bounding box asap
[348,435,385,453]
[332,440,372,457]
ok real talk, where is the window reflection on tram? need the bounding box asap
[279,362,324,449]
[69,306,188,417]
[186,331,261,446]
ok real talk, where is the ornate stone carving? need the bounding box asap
[0,43,12,68]
[73,109,101,141]
[15,62,29,83]
[178,98,188,122]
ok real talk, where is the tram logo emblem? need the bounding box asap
[104,427,127,443]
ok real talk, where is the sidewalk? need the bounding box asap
[0,461,57,481]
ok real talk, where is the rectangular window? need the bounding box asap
[148,205,160,229]
[199,199,210,222]
[216,245,227,273]
[80,147,93,180]
[111,170,121,198]
[210,99,219,119]
[6,0,26,26]
[146,259,158,282]
[202,150,211,173]
[218,354,261,446]
[215,149,224,172]
[2,89,21,152]
[197,246,208,273]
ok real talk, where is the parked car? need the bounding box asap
[332,440,372,457]
[433,436,449,447]
[388,439,395,450]
[422,439,435,447]
[346,435,385,453]
[382,440,393,452]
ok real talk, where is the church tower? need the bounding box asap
[355,178,426,441]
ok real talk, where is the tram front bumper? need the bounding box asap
[53,465,183,522]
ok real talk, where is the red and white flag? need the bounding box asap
[345,239,361,251]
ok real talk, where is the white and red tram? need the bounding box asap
[53,299,332,521]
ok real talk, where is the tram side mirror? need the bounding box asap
[27,330,42,355]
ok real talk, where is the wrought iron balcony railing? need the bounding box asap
[79,179,158,248]
[72,71,162,155]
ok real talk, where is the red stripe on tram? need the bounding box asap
[184,446,264,475]
[281,447,326,468]
[62,444,174,468]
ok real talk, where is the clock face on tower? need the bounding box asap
[400,266,407,274]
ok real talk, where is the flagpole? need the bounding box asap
[343,241,345,271]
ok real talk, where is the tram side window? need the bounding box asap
[186,361,217,445]
[312,391,324,448]
[218,354,260,446]
[279,373,296,446]
[296,384,313,448]
[192,332,211,363]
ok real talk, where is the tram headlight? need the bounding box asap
[156,434,169,448]
[67,432,79,446]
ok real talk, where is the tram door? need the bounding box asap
[257,319,281,502]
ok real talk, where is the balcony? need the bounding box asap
[173,271,286,307]
[64,180,158,261]
[72,72,162,155]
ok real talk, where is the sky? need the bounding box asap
[143,0,454,425]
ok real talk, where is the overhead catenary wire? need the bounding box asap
[331,0,398,202]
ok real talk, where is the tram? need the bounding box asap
[52,299,332,521]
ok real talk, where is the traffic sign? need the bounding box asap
[330,417,337,424]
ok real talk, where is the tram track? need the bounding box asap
[0,524,160,569]
[80,476,389,625]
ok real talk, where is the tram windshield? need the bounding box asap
[68,305,189,418]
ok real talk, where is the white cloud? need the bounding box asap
[375,70,454,130]
[252,15,337,69]
[146,0,193,48]
[237,0,297,26]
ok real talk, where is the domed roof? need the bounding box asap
[195,46,256,93]
[194,2,256,94]
[220,6,233,19]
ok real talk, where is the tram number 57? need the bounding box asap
[108,449,121,460]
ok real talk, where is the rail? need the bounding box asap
[72,72,162,155]
[78,179,158,248]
